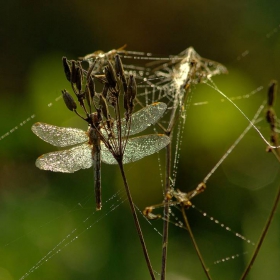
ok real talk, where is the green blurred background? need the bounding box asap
[1,1,280,279]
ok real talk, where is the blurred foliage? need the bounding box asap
[1,0,280,279]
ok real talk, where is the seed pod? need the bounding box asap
[99,94,109,120]
[266,108,275,129]
[88,75,95,99]
[62,57,71,82]
[268,80,277,107]
[75,63,83,91]
[105,61,117,88]
[126,75,137,111]
[101,83,109,99]
[94,74,107,84]
[71,61,77,83]
[115,55,127,92]
[62,89,77,111]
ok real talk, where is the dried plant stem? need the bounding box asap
[240,183,280,280]
[181,207,213,280]
[161,142,172,279]
[118,160,155,280]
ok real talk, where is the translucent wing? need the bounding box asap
[127,102,167,135]
[35,143,92,173]
[32,122,88,147]
[101,134,170,164]
[101,102,167,137]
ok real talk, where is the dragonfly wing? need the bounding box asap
[32,122,88,147]
[123,102,167,135]
[100,102,167,138]
[35,143,93,173]
[101,134,170,165]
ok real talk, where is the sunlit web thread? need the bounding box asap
[3,191,97,248]
[148,202,255,247]
[0,95,62,142]
[206,78,280,149]
[135,204,163,237]
[192,85,264,107]
[213,252,248,265]
[171,90,195,188]
[202,100,266,184]
[190,205,255,246]
[19,189,128,279]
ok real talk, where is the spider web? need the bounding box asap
[2,29,280,280]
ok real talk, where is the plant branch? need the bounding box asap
[240,183,280,280]
[161,142,172,279]
[181,206,213,280]
[118,160,155,280]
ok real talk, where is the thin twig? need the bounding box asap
[118,160,156,280]
[240,183,280,280]
[161,142,172,279]
[181,206,213,280]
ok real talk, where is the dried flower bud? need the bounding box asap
[126,75,137,110]
[101,83,109,99]
[71,61,77,83]
[105,61,117,88]
[268,80,277,107]
[62,89,77,111]
[266,108,275,129]
[75,63,83,91]
[127,75,137,100]
[62,57,71,82]
[99,94,109,120]
[115,54,127,92]
[94,74,107,84]
[87,75,95,99]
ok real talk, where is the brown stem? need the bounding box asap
[118,160,155,280]
[240,183,280,280]
[161,142,172,279]
[181,207,213,280]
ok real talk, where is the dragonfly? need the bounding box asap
[32,102,170,210]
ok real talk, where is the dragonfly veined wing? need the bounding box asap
[101,134,170,164]
[35,143,92,173]
[102,102,167,137]
[32,102,169,172]
[32,122,88,147]
[123,102,167,135]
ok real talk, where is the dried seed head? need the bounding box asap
[71,61,77,83]
[125,75,137,115]
[266,108,275,129]
[94,74,107,84]
[268,80,277,107]
[115,54,127,92]
[105,61,117,88]
[87,75,95,99]
[99,94,109,120]
[75,63,83,91]
[127,75,137,100]
[62,89,77,111]
[270,134,278,145]
[62,57,71,82]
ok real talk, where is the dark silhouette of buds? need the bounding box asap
[127,75,137,108]
[268,80,277,107]
[71,61,77,83]
[62,57,71,82]
[87,75,95,99]
[105,61,117,88]
[62,89,77,111]
[99,94,109,120]
[115,54,127,92]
